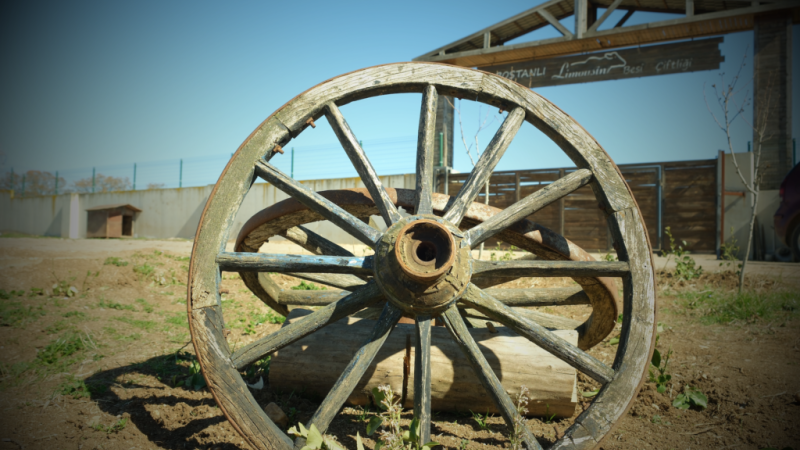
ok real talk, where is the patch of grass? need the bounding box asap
[0,289,26,299]
[135,298,154,313]
[37,332,96,370]
[114,316,157,331]
[251,311,286,325]
[165,313,188,328]
[0,301,46,327]
[291,281,326,291]
[470,410,490,430]
[57,374,107,398]
[97,299,136,311]
[93,418,127,434]
[674,289,799,324]
[133,263,155,278]
[103,326,141,342]
[45,320,75,334]
[63,311,86,319]
[104,257,128,267]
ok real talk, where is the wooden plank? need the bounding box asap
[415,86,438,216]
[473,259,629,278]
[217,252,374,275]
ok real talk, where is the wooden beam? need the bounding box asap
[538,8,574,38]
[483,31,491,49]
[686,0,695,16]
[588,0,625,33]
[575,0,588,38]
[615,9,635,27]
[413,2,797,67]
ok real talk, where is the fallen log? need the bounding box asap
[269,309,578,418]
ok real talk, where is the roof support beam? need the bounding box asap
[538,9,574,38]
[614,9,635,28]
[484,31,491,48]
[587,0,625,33]
[686,0,695,16]
[575,0,588,38]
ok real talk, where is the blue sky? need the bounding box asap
[1,1,797,188]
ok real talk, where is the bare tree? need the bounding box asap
[72,174,132,193]
[0,170,67,196]
[447,98,504,259]
[705,50,772,293]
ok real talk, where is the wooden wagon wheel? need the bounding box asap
[187,62,656,450]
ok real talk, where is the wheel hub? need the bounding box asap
[374,216,472,315]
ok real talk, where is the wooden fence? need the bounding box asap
[436,158,717,253]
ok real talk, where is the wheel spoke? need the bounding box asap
[464,169,593,247]
[324,102,403,225]
[277,289,352,306]
[460,306,581,330]
[305,302,404,435]
[414,85,438,216]
[254,159,381,247]
[281,225,354,257]
[230,281,384,370]
[484,286,590,306]
[443,107,525,225]
[414,314,432,444]
[473,259,629,278]
[285,272,365,291]
[460,284,614,384]
[441,306,542,450]
[217,252,373,275]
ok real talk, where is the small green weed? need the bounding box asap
[672,385,708,410]
[93,418,127,433]
[165,313,188,328]
[114,316,157,331]
[648,335,672,394]
[674,290,799,324]
[135,298,154,313]
[470,410,490,430]
[63,311,86,319]
[719,229,742,274]
[44,320,74,335]
[97,299,136,311]
[490,244,517,262]
[37,332,96,371]
[57,374,106,398]
[663,226,703,280]
[0,302,46,327]
[104,257,128,267]
[291,281,326,291]
[365,385,439,450]
[133,263,155,278]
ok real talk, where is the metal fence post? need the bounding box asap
[21,174,25,197]
[55,171,59,195]
[133,163,137,190]
[179,159,183,188]
[92,167,96,193]
[10,168,14,191]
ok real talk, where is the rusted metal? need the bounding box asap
[306,117,316,128]
[374,216,471,315]
[272,145,284,154]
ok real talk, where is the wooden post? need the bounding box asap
[753,13,792,190]
[575,0,588,39]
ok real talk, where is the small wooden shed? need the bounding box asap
[86,204,141,238]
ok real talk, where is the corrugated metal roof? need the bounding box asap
[86,203,142,212]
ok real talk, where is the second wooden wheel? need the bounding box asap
[188,62,656,450]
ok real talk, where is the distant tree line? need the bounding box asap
[0,170,165,197]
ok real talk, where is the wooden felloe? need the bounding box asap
[269,309,579,418]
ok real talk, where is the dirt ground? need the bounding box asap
[0,237,799,450]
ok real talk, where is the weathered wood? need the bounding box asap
[485,286,589,306]
[276,286,589,308]
[306,302,403,436]
[473,259,629,278]
[443,107,525,225]
[271,310,578,418]
[414,314,432,444]
[239,271,289,316]
[284,272,365,291]
[254,160,381,247]
[190,306,293,450]
[324,102,402,225]
[460,306,582,331]
[465,168,593,247]
[441,306,543,450]
[217,252,374,275]
[230,282,384,370]
[277,289,353,306]
[415,85,438,216]
[552,207,656,450]
[460,284,614,384]
[281,225,354,257]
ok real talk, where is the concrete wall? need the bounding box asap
[0,174,415,245]
[721,152,787,260]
